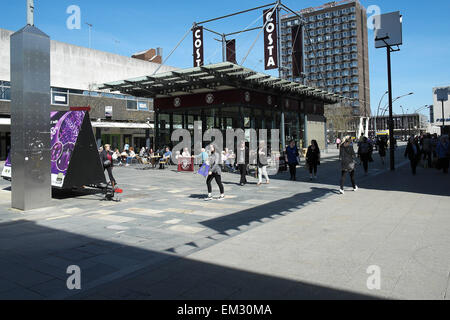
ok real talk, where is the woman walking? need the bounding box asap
[100,144,117,189]
[205,144,225,201]
[285,140,299,181]
[377,137,387,166]
[358,137,372,175]
[339,137,358,195]
[404,137,421,175]
[306,140,321,181]
[237,141,249,186]
[257,141,270,186]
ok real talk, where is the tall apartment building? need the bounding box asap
[280,0,370,118]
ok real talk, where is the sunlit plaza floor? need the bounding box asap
[0,146,449,300]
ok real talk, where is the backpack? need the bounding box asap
[359,142,369,154]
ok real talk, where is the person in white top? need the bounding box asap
[182,148,191,158]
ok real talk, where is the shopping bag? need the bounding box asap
[198,163,210,177]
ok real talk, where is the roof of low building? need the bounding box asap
[100,62,343,104]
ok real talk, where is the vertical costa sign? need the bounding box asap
[263,8,278,70]
[193,26,204,67]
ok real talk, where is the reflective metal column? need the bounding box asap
[10,25,51,211]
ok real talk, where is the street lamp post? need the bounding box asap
[86,22,93,49]
[381,92,414,117]
[375,90,389,136]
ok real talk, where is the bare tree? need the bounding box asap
[325,103,354,138]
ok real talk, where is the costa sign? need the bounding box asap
[193,26,204,67]
[263,8,278,70]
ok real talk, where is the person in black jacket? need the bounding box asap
[404,137,421,175]
[236,140,249,186]
[100,144,117,188]
[306,140,321,181]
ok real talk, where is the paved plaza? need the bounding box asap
[0,146,449,300]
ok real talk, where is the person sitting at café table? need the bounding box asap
[182,148,191,158]
[160,147,172,169]
[223,148,235,172]
[126,147,136,166]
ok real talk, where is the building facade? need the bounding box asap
[368,113,428,140]
[0,27,177,160]
[280,0,370,118]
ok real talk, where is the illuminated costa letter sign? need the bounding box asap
[193,26,204,67]
[263,8,278,70]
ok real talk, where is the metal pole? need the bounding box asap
[442,100,445,131]
[27,0,34,26]
[222,34,226,63]
[197,2,277,25]
[387,46,395,171]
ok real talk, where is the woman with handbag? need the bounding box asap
[306,140,321,181]
[257,141,270,186]
[339,136,358,195]
[237,141,249,186]
[100,144,117,189]
[205,144,225,201]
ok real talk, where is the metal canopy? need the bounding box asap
[100,62,342,103]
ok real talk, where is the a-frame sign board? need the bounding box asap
[2,111,106,189]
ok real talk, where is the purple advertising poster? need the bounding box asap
[2,111,86,186]
[1,154,11,179]
[50,111,86,187]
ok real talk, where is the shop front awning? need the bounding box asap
[91,122,154,129]
[99,62,343,104]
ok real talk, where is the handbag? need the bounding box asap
[198,163,210,177]
[103,160,112,168]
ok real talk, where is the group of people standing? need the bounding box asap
[405,134,450,175]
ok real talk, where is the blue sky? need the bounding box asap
[1,0,449,118]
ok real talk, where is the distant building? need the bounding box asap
[280,0,370,118]
[0,28,177,160]
[369,114,428,139]
[132,48,163,64]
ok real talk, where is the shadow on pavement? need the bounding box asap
[0,220,379,300]
[200,187,338,234]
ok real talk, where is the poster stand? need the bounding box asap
[2,111,106,189]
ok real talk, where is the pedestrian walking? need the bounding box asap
[339,136,358,195]
[358,136,372,175]
[377,137,387,166]
[285,140,300,181]
[336,137,341,150]
[237,141,248,186]
[422,133,432,168]
[205,144,225,201]
[404,137,421,175]
[100,144,117,189]
[436,135,450,174]
[257,141,270,186]
[306,140,321,181]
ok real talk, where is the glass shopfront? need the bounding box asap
[155,103,305,151]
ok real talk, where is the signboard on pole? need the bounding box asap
[374,11,403,48]
[291,25,303,77]
[435,88,449,102]
[193,26,204,67]
[226,39,237,64]
[263,8,278,70]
